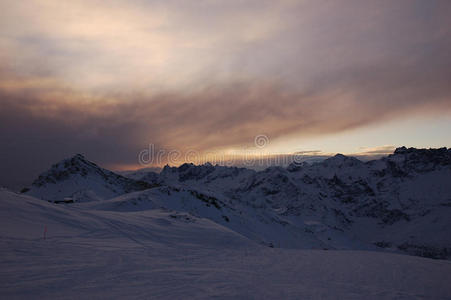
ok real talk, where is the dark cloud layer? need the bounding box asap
[1,0,451,188]
[1,58,450,189]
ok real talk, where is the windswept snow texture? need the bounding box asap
[1,189,451,299]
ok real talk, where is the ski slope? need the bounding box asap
[1,189,451,299]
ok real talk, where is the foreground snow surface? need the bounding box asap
[1,190,451,299]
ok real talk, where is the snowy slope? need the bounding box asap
[0,188,251,249]
[1,189,451,299]
[118,167,161,183]
[23,154,152,202]
[87,186,337,249]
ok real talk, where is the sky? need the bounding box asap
[1,0,451,189]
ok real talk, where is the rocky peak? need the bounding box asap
[24,154,153,201]
[177,163,215,182]
[31,154,101,186]
[388,147,451,172]
[29,154,151,190]
[322,154,362,168]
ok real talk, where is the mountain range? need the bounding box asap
[21,147,451,259]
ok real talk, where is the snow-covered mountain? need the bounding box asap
[127,147,448,259]
[19,147,451,259]
[23,154,152,202]
[118,166,161,183]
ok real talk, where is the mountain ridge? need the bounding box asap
[20,146,451,259]
[23,153,153,202]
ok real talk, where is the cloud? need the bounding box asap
[0,71,449,189]
[1,64,449,159]
[356,146,397,156]
[2,0,450,92]
[1,0,451,188]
